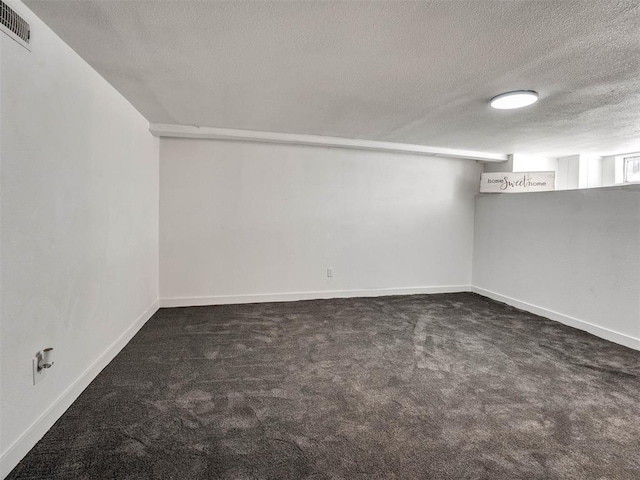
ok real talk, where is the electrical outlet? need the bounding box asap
[33,355,47,385]
[327,267,333,278]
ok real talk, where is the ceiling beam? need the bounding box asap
[149,123,508,162]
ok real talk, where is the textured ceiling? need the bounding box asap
[24,0,640,157]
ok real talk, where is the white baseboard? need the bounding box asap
[160,285,471,308]
[471,286,639,351]
[162,286,639,350]
[0,299,160,479]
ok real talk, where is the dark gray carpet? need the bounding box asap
[7,293,640,479]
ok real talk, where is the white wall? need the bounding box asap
[473,185,640,349]
[160,138,481,305]
[601,155,617,187]
[581,155,603,188]
[556,155,581,190]
[0,2,159,476]
[482,154,558,175]
[511,154,559,174]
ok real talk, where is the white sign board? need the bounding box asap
[480,172,555,193]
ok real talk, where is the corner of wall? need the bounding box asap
[0,301,159,478]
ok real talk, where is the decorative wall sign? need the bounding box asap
[480,171,555,193]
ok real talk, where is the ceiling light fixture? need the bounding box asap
[490,90,539,110]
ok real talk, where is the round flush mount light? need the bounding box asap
[490,90,539,110]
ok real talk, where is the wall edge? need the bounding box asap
[472,286,639,351]
[159,285,472,308]
[0,299,160,479]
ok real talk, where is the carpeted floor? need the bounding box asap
[7,293,640,479]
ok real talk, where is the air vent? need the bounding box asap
[1,0,30,50]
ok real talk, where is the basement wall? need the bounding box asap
[159,138,481,306]
[0,1,159,476]
[473,185,640,350]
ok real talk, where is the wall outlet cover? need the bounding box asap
[33,357,46,385]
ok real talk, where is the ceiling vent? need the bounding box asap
[1,0,30,50]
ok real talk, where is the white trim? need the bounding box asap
[149,123,507,162]
[0,300,160,479]
[160,285,471,308]
[471,287,639,351]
